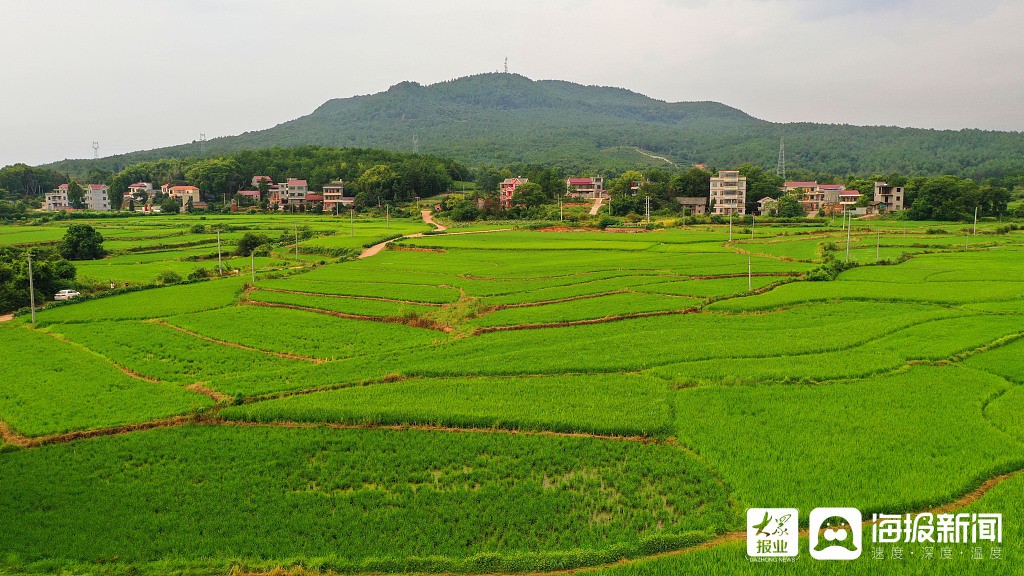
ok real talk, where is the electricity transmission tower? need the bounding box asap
[504,57,508,74]
[199,133,206,153]
[92,141,99,159]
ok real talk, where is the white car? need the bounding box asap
[54,289,81,301]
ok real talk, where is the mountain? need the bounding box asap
[44,73,1024,178]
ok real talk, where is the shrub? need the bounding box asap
[155,270,184,285]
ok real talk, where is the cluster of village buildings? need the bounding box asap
[43,169,905,218]
[501,171,906,217]
[42,177,355,213]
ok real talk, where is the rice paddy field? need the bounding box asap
[1,213,1022,575]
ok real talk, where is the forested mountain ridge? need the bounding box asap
[41,73,1024,179]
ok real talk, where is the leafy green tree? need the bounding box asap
[908,176,975,220]
[355,164,400,207]
[775,194,805,217]
[160,196,182,215]
[510,182,548,209]
[67,180,86,209]
[59,224,106,260]
[184,158,242,201]
[0,247,77,313]
[235,233,273,256]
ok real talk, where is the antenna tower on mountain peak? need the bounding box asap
[504,57,508,74]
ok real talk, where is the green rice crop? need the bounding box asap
[221,374,672,436]
[708,279,1024,311]
[587,470,1024,575]
[34,277,246,324]
[673,365,1022,515]
[0,325,211,436]
[48,320,307,394]
[632,276,782,298]
[0,425,731,572]
[471,293,701,327]
[965,337,1024,384]
[164,305,442,359]
[258,277,460,304]
[247,288,438,318]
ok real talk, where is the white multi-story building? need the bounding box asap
[45,183,109,211]
[709,170,746,215]
[275,178,308,207]
[44,186,70,211]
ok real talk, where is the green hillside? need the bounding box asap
[44,73,1024,178]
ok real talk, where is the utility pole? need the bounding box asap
[559,196,563,221]
[294,226,299,260]
[747,255,752,292]
[973,206,978,235]
[729,211,733,241]
[845,209,852,263]
[645,195,651,225]
[386,204,390,229]
[251,252,255,284]
[876,232,880,262]
[350,209,354,236]
[217,230,223,275]
[27,251,36,325]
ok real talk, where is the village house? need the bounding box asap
[499,177,528,208]
[43,186,69,211]
[873,182,905,212]
[45,183,110,211]
[304,193,324,210]
[565,177,605,199]
[235,190,262,206]
[675,197,707,215]
[323,180,354,212]
[251,175,273,188]
[273,178,308,209]
[838,190,861,210]
[709,170,746,215]
[167,185,201,208]
[757,196,778,216]
[128,182,153,196]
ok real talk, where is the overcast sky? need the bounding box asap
[2,0,1022,167]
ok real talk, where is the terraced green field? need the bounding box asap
[2,216,1022,575]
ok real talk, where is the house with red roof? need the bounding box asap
[565,177,605,199]
[499,177,528,208]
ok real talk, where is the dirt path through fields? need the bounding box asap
[421,209,446,231]
[589,197,603,215]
